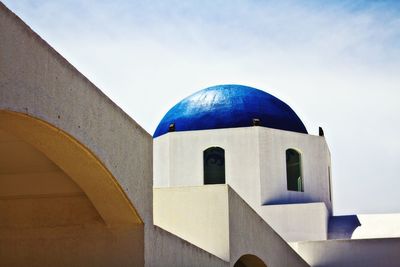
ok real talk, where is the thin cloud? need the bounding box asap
[3,0,400,215]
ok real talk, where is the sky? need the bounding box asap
[3,0,400,215]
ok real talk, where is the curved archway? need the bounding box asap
[0,110,141,225]
[0,110,143,266]
[234,254,267,267]
[203,146,225,184]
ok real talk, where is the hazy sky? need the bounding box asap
[3,0,400,215]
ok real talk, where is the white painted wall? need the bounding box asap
[154,126,333,241]
[258,127,332,212]
[154,185,230,261]
[153,185,310,267]
[352,214,400,239]
[154,127,261,205]
[259,203,329,242]
[295,238,400,267]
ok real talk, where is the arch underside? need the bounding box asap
[234,254,267,267]
[0,110,144,266]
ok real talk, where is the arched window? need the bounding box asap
[203,147,225,184]
[286,148,303,192]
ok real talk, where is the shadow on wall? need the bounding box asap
[262,196,315,206]
[328,215,361,239]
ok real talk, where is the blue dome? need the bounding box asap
[154,84,307,138]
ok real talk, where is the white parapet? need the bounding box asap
[258,202,329,242]
[153,185,230,261]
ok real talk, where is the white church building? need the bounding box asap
[152,84,400,266]
[153,84,333,244]
[1,2,400,266]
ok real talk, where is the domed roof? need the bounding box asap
[153,84,307,138]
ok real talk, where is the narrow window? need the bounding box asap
[286,149,303,192]
[328,166,332,201]
[204,147,225,184]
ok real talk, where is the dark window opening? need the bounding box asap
[328,166,332,201]
[286,149,303,192]
[204,147,225,184]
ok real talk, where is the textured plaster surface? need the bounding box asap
[154,185,230,261]
[258,127,332,211]
[0,3,228,266]
[154,126,332,242]
[154,185,310,267]
[259,203,329,242]
[295,238,400,267]
[228,187,309,267]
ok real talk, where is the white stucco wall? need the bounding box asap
[0,4,230,266]
[154,127,332,208]
[227,187,310,267]
[258,127,332,212]
[352,214,400,239]
[154,185,230,261]
[154,127,261,206]
[154,127,332,241]
[259,203,329,242]
[153,185,310,267]
[295,238,400,267]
